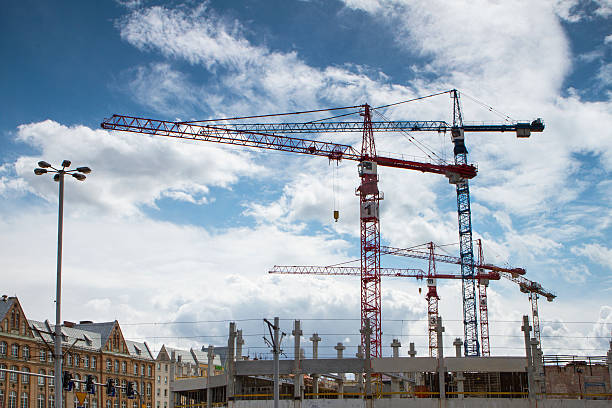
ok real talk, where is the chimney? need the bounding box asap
[79,321,93,324]
[63,321,75,328]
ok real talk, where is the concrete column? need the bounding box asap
[236,330,244,361]
[310,333,321,399]
[360,320,373,408]
[408,342,420,395]
[292,320,303,407]
[226,322,236,408]
[355,345,364,396]
[522,315,535,399]
[390,339,401,398]
[607,341,612,393]
[334,342,346,399]
[436,317,446,399]
[453,338,464,399]
[207,345,215,408]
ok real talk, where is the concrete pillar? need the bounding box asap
[334,342,346,399]
[355,345,364,396]
[408,342,420,394]
[607,341,612,393]
[226,322,236,408]
[521,315,535,399]
[453,338,464,399]
[236,330,244,361]
[310,333,321,398]
[207,345,215,408]
[436,317,446,399]
[390,339,401,398]
[292,320,303,407]
[360,320,373,408]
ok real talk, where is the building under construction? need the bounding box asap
[170,318,612,408]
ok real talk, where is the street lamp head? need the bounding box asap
[53,174,60,182]
[72,173,86,181]
[76,166,92,174]
[61,160,72,168]
[38,161,52,168]
[34,168,48,175]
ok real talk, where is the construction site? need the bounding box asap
[99,89,612,406]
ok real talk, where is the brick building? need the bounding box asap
[0,296,156,408]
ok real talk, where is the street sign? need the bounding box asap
[75,392,87,408]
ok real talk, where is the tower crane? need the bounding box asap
[101,89,544,357]
[380,240,555,351]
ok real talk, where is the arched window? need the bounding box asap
[8,391,17,408]
[38,369,46,386]
[22,367,30,384]
[37,394,45,408]
[10,365,18,383]
[20,392,28,408]
[0,341,7,355]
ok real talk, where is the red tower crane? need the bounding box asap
[102,90,543,357]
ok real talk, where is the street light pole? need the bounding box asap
[35,160,91,408]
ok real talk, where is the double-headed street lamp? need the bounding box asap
[34,160,91,408]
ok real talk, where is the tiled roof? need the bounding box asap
[125,340,154,360]
[29,320,102,350]
[73,321,116,347]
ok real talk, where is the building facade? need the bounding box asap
[0,296,156,408]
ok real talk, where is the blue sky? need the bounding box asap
[1,0,611,358]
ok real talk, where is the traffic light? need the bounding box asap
[126,382,135,399]
[86,375,96,395]
[106,378,116,397]
[62,372,74,391]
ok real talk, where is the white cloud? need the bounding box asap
[572,243,612,270]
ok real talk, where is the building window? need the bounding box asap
[0,390,4,408]
[67,354,72,367]
[39,349,46,362]
[163,403,167,408]
[38,370,46,386]
[48,394,54,408]
[10,365,18,383]
[147,366,152,377]
[84,356,89,369]
[91,357,96,369]
[106,359,112,371]
[92,399,97,408]
[37,394,45,408]
[121,380,126,395]
[133,364,137,375]
[164,365,168,372]
[121,362,126,374]
[121,402,126,408]
[11,344,19,358]
[23,346,30,361]
[146,383,151,396]
[105,401,111,408]
[20,392,28,408]
[0,341,7,356]
[114,361,119,373]
[146,404,150,408]
[132,403,137,408]
[9,391,17,408]
[156,376,160,383]
[75,355,80,367]
[163,390,167,397]
[49,353,53,363]
[74,374,80,390]
[22,367,30,384]
[0,364,6,380]
[163,377,167,384]
[114,400,118,408]
[156,403,159,408]
[140,366,144,376]
[49,370,54,387]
